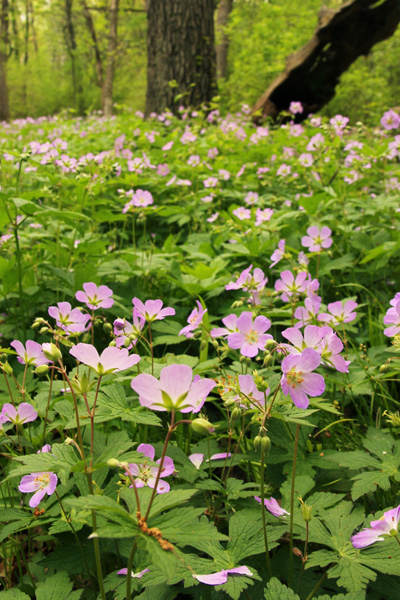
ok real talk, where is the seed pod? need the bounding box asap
[261,436,271,453]
[254,435,262,451]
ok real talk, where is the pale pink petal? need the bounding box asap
[69,343,100,369]
[137,443,155,460]
[159,364,193,403]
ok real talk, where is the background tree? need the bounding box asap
[145,0,217,115]
[0,0,9,121]
[216,0,233,80]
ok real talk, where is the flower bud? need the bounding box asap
[265,339,276,350]
[39,327,49,334]
[124,337,131,348]
[240,355,247,363]
[103,322,112,334]
[0,353,7,361]
[200,340,207,350]
[2,361,13,375]
[263,354,274,367]
[193,330,203,340]
[301,502,313,522]
[245,357,251,367]
[107,458,120,468]
[261,436,271,453]
[34,364,50,376]
[211,340,219,349]
[254,435,262,451]
[108,340,117,347]
[192,418,215,435]
[232,300,244,308]
[231,407,242,419]
[42,343,62,361]
[379,363,390,373]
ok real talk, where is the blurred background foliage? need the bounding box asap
[4,0,400,122]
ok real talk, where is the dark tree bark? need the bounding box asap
[0,0,9,121]
[252,0,400,123]
[216,0,233,80]
[146,0,217,116]
[64,0,81,111]
[81,0,104,91]
[103,0,119,117]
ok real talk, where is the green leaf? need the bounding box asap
[35,571,83,600]
[0,590,31,600]
[94,384,161,426]
[9,444,81,479]
[264,577,301,599]
[227,509,285,562]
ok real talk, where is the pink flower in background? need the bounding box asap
[219,169,230,180]
[131,364,216,413]
[130,189,154,208]
[289,101,303,114]
[294,296,322,327]
[113,308,145,348]
[10,340,50,367]
[227,311,272,358]
[118,568,149,578]
[282,325,349,373]
[254,496,290,518]
[381,110,400,130]
[69,343,140,374]
[330,114,349,132]
[299,152,313,167]
[244,192,259,205]
[162,141,174,151]
[383,300,400,337]
[179,300,207,338]
[211,313,239,338]
[228,374,268,409]
[203,177,218,188]
[232,207,251,220]
[193,566,253,585]
[19,472,57,507]
[255,207,273,225]
[270,239,285,268]
[132,298,175,322]
[301,226,332,252]
[352,505,400,548]
[318,300,358,325]
[126,443,174,494]
[304,273,320,297]
[76,282,114,310]
[275,270,308,301]
[281,348,325,409]
[207,212,219,222]
[157,163,169,176]
[48,301,90,334]
[1,402,37,425]
[276,163,291,176]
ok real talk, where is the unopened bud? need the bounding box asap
[109,340,117,347]
[34,364,49,375]
[193,330,202,340]
[292,547,303,559]
[240,355,247,363]
[42,343,62,361]
[263,354,274,367]
[379,363,390,373]
[39,327,49,334]
[265,339,276,350]
[299,497,313,522]
[231,407,242,419]
[254,435,262,451]
[124,337,131,348]
[246,357,251,367]
[232,300,244,308]
[200,340,207,350]
[0,353,7,361]
[103,322,112,334]
[261,436,271,453]
[2,361,13,375]
[192,417,215,435]
[107,458,120,468]
[65,437,73,445]
[211,340,219,349]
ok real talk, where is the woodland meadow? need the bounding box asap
[2,1,400,599]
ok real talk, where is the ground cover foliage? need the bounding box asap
[1,105,400,598]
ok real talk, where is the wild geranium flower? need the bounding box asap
[270,239,285,268]
[225,265,267,305]
[304,273,320,297]
[275,270,308,302]
[18,472,57,507]
[132,298,175,322]
[113,308,145,349]
[318,300,358,325]
[294,296,322,327]
[289,101,303,114]
[131,364,215,413]
[69,343,140,374]
[179,301,207,338]
[381,110,400,130]
[125,444,174,494]
[188,453,232,469]
[282,325,349,373]
[75,282,114,310]
[244,192,259,205]
[301,226,332,252]
[254,496,290,518]
[232,207,251,220]
[117,568,149,578]
[352,505,400,548]
[10,340,50,367]
[48,302,90,335]
[281,348,325,409]
[255,207,273,226]
[384,300,400,337]
[1,403,37,425]
[298,251,309,267]
[222,374,268,409]
[211,314,239,338]
[193,566,253,585]
[227,311,272,358]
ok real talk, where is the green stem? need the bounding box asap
[126,539,139,599]
[87,475,106,600]
[260,445,272,580]
[305,570,328,600]
[41,368,54,445]
[289,423,300,588]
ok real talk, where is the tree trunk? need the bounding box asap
[216,0,233,80]
[81,0,104,91]
[146,0,217,116]
[64,0,84,112]
[0,0,9,121]
[252,0,400,123]
[102,0,119,117]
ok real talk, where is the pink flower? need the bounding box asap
[131,364,216,413]
[294,296,322,327]
[281,348,325,409]
[276,164,291,176]
[270,239,285,268]
[117,568,149,578]
[203,177,218,188]
[255,208,273,225]
[10,340,50,367]
[1,402,37,425]
[381,110,400,130]
[69,343,140,375]
[132,298,175,322]
[123,189,154,212]
[282,325,349,373]
[48,301,90,334]
[19,472,57,507]
[126,443,174,494]
[179,301,207,338]
[193,566,253,585]
[384,301,400,337]
[227,374,268,409]
[227,311,272,358]
[207,212,219,223]
[189,453,205,469]
[289,101,303,114]
[211,313,239,338]
[226,265,267,294]
[157,163,169,176]
[318,300,358,325]
[244,192,259,205]
[352,505,400,548]
[301,226,332,252]
[254,496,290,518]
[275,270,308,301]
[75,282,114,310]
[113,308,145,348]
[298,153,313,167]
[232,207,251,220]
